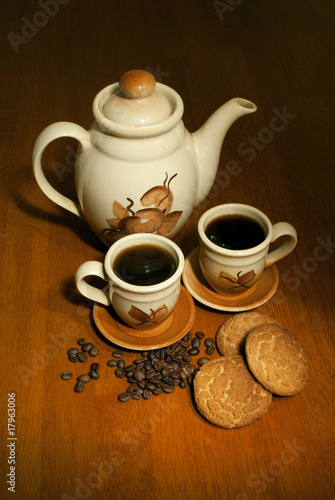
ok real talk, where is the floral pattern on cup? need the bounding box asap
[219,269,256,290]
[101,172,183,243]
[128,304,168,326]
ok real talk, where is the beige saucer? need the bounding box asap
[93,285,195,350]
[182,247,279,312]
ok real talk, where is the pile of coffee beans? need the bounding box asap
[60,338,100,393]
[61,331,218,398]
[107,331,217,402]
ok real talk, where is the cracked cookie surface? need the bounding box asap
[216,312,280,356]
[193,356,272,428]
[245,324,309,396]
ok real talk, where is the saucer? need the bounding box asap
[182,247,279,312]
[93,285,195,350]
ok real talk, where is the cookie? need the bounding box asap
[245,324,309,396]
[193,356,272,428]
[216,312,280,356]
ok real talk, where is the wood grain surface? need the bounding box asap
[1,1,334,499]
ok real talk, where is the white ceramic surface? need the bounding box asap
[32,69,256,245]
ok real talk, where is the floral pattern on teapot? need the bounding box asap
[101,172,183,244]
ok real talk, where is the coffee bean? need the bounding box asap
[145,369,156,379]
[112,350,123,358]
[117,359,126,369]
[77,338,86,346]
[145,382,156,392]
[206,346,215,355]
[107,359,118,367]
[204,338,215,347]
[191,338,201,348]
[77,352,88,363]
[91,363,99,372]
[198,357,210,367]
[68,353,78,363]
[133,357,144,365]
[89,370,100,380]
[154,360,163,371]
[161,367,172,377]
[150,376,162,384]
[188,348,200,356]
[134,369,146,382]
[182,354,192,363]
[67,348,79,356]
[182,331,192,342]
[77,374,91,383]
[155,348,165,359]
[165,354,173,363]
[138,380,147,389]
[152,387,163,396]
[143,389,152,400]
[178,347,188,355]
[118,392,132,402]
[170,370,180,379]
[81,343,93,352]
[147,351,156,360]
[89,347,99,357]
[127,377,137,383]
[127,383,137,393]
[163,377,174,385]
[115,368,125,378]
[132,392,142,400]
[74,381,85,393]
[162,384,175,393]
[61,371,73,380]
[124,364,134,372]
[180,340,190,348]
[179,380,187,389]
[196,331,205,339]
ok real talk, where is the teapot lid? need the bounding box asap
[102,69,173,126]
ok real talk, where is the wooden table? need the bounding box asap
[1,1,334,499]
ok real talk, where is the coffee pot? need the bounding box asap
[33,69,256,245]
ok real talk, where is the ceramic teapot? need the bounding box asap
[32,69,256,245]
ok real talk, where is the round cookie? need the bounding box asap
[193,356,272,428]
[245,324,309,396]
[216,312,280,356]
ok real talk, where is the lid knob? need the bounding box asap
[119,69,156,99]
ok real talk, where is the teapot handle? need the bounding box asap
[32,121,90,219]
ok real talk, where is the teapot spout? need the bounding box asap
[192,98,257,206]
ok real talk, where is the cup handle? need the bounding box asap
[265,222,298,268]
[32,121,90,219]
[75,261,111,306]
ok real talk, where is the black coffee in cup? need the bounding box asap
[205,215,266,250]
[113,244,177,286]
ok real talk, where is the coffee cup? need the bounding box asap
[75,233,184,330]
[198,204,297,296]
